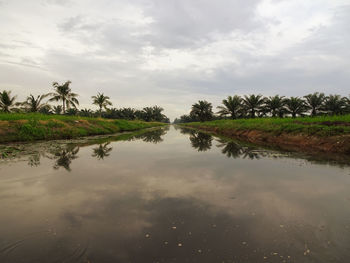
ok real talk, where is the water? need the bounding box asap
[0,126,350,263]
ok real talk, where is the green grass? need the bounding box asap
[180,115,350,137]
[0,113,166,143]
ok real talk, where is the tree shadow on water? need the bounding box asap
[92,143,113,160]
[216,138,261,160]
[131,127,169,144]
[178,128,213,152]
[50,145,80,172]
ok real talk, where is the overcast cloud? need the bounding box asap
[0,0,349,120]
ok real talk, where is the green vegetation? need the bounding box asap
[92,92,112,116]
[190,100,214,122]
[49,80,79,113]
[0,113,166,143]
[0,80,170,123]
[0,90,19,113]
[180,115,350,137]
[0,126,169,170]
[175,92,350,123]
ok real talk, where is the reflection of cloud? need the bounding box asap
[0,127,350,261]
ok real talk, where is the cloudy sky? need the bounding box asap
[0,0,349,120]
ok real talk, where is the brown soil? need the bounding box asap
[187,126,350,155]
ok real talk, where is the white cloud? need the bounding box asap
[0,0,349,120]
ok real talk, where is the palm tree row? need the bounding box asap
[175,93,350,123]
[0,81,169,123]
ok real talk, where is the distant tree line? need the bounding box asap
[174,93,350,123]
[0,81,170,123]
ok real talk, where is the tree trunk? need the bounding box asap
[63,99,66,114]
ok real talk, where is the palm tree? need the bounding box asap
[65,108,78,116]
[345,96,350,114]
[92,92,112,116]
[323,95,346,115]
[53,105,63,115]
[39,105,52,115]
[141,107,154,122]
[190,100,213,122]
[264,95,286,117]
[141,106,166,122]
[79,108,93,117]
[151,106,166,122]
[120,108,136,120]
[217,95,242,119]
[242,94,265,118]
[49,81,79,114]
[284,97,307,118]
[0,90,18,113]
[304,92,325,116]
[22,94,50,112]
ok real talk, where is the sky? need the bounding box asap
[0,0,349,120]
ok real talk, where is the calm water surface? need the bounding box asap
[0,126,350,263]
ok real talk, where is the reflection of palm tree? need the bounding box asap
[216,139,262,160]
[52,146,79,171]
[132,128,168,144]
[217,139,243,158]
[92,143,113,160]
[242,148,260,160]
[190,132,213,152]
[178,127,196,136]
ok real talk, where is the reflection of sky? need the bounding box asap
[0,127,350,262]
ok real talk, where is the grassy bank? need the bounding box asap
[0,113,166,143]
[181,115,350,136]
[180,115,350,154]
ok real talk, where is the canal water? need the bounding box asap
[0,126,349,263]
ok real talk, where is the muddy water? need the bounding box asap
[0,126,349,263]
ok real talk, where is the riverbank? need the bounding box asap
[180,115,350,154]
[0,113,166,143]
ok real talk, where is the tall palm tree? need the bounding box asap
[264,95,286,117]
[304,92,325,117]
[217,95,242,119]
[284,97,307,118]
[323,95,346,115]
[190,100,213,122]
[151,106,166,122]
[49,81,79,114]
[242,94,265,118]
[142,107,154,122]
[92,92,112,116]
[22,94,50,112]
[0,90,18,113]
